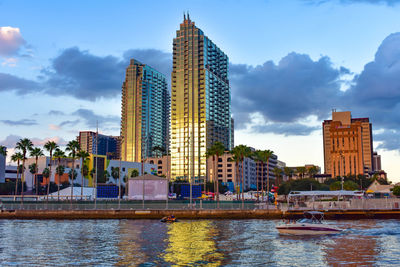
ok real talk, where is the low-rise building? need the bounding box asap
[144,155,171,179]
[207,148,279,191]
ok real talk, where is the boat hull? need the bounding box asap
[276,225,341,235]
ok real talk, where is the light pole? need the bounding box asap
[118,137,122,210]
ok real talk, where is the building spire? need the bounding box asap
[187,11,190,21]
[183,12,186,21]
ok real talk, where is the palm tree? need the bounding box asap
[284,167,293,182]
[232,145,251,206]
[42,168,50,195]
[206,142,225,207]
[230,154,240,201]
[15,138,33,201]
[44,141,58,199]
[252,150,262,202]
[272,167,283,186]
[76,150,90,198]
[308,166,319,179]
[296,167,307,179]
[30,147,44,195]
[66,140,80,202]
[11,152,24,198]
[263,149,274,204]
[0,145,7,157]
[53,148,65,201]
[29,163,37,192]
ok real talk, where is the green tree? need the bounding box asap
[111,167,120,181]
[30,147,44,195]
[329,180,359,191]
[42,167,50,195]
[231,145,251,205]
[29,163,37,193]
[296,167,307,179]
[69,169,78,182]
[252,150,262,201]
[284,167,293,182]
[53,148,66,200]
[206,141,225,207]
[44,141,58,198]
[11,152,24,197]
[273,167,283,186]
[130,169,139,178]
[15,138,33,201]
[66,140,80,201]
[0,146,7,157]
[392,186,400,197]
[76,150,90,198]
[308,166,319,179]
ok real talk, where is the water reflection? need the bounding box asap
[324,220,378,265]
[116,220,168,266]
[163,220,223,266]
[1,219,400,266]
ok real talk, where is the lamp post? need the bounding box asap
[118,137,122,210]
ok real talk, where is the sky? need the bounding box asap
[1,0,400,181]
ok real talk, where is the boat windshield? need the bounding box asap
[297,218,313,224]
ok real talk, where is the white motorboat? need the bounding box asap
[276,211,342,235]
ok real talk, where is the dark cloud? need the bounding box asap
[123,49,172,84]
[59,119,80,127]
[230,53,346,129]
[0,119,37,126]
[252,123,320,136]
[0,73,39,94]
[375,131,400,151]
[48,110,65,116]
[41,47,125,101]
[39,47,172,101]
[341,32,400,142]
[71,108,119,128]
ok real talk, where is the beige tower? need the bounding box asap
[323,111,373,177]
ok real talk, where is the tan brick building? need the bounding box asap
[145,155,171,179]
[323,111,373,177]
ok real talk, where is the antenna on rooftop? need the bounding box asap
[184,12,186,20]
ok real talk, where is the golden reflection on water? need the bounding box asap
[163,220,224,266]
[116,221,147,266]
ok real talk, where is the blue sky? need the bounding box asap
[1,0,400,181]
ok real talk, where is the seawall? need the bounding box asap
[1,209,400,220]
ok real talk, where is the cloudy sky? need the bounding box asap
[1,0,400,181]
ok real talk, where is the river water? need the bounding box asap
[0,219,399,266]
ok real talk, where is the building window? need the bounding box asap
[122,168,125,172]
[218,158,222,162]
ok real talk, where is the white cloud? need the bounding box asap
[0,26,26,57]
[1,57,18,67]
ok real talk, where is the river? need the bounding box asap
[0,219,399,266]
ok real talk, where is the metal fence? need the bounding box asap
[0,200,275,211]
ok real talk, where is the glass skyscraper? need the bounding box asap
[171,15,232,182]
[121,59,170,162]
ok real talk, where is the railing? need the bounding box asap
[0,200,274,211]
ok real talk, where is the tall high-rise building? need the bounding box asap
[323,111,373,177]
[121,59,170,162]
[77,131,120,159]
[171,14,232,182]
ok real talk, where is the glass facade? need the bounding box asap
[121,59,170,162]
[78,131,120,160]
[171,15,232,182]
